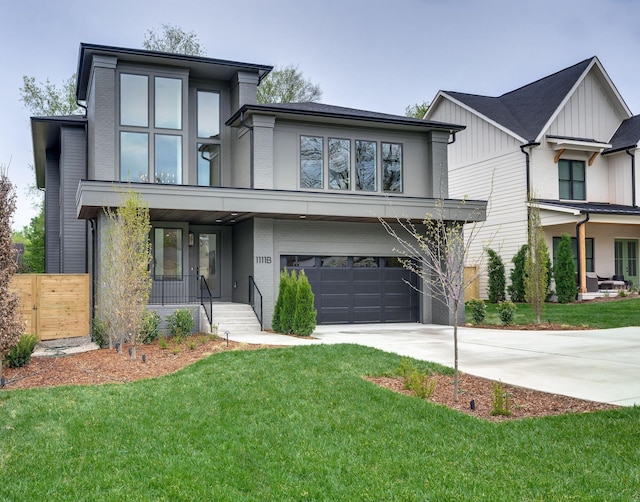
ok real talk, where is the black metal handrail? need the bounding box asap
[248,275,263,330]
[149,274,213,329]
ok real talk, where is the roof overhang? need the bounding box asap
[76,43,273,101]
[77,180,486,225]
[546,135,612,153]
[31,115,87,189]
[534,199,640,226]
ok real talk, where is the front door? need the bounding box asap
[614,239,638,288]
[191,232,221,298]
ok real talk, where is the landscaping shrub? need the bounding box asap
[271,270,288,333]
[140,310,161,344]
[554,233,576,303]
[280,270,298,334]
[92,318,109,348]
[490,381,512,416]
[166,309,194,343]
[397,358,436,399]
[486,248,506,303]
[4,334,38,368]
[292,270,317,336]
[466,298,486,324]
[507,244,528,302]
[496,301,517,325]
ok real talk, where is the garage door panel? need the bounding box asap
[320,269,350,281]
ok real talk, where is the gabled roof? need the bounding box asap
[428,57,632,143]
[605,115,640,154]
[227,102,464,132]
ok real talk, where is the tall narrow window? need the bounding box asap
[197,143,221,187]
[120,132,149,182]
[155,134,182,184]
[355,140,376,191]
[154,228,182,276]
[558,159,585,200]
[155,77,182,129]
[120,74,148,127]
[382,142,402,192]
[300,136,323,188]
[328,138,350,190]
[197,91,220,139]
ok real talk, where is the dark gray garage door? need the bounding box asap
[281,256,419,324]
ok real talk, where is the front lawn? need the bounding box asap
[467,297,640,328]
[1,345,638,500]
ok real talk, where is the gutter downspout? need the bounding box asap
[448,131,457,145]
[240,110,255,188]
[520,142,540,200]
[576,212,590,294]
[625,148,636,207]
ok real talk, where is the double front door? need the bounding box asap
[191,231,220,298]
[614,239,638,288]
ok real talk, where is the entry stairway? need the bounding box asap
[212,302,262,335]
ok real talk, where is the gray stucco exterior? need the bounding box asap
[31,43,486,329]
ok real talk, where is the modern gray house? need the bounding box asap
[31,43,485,331]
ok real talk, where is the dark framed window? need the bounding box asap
[196,91,221,187]
[300,136,324,188]
[558,159,585,200]
[355,140,377,191]
[154,228,183,276]
[553,236,594,272]
[328,138,350,190]
[382,142,402,192]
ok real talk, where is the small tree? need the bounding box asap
[279,270,298,334]
[380,199,487,402]
[21,206,45,273]
[0,164,23,378]
[525,201,549,323]
[486,248,506,303]
[507,244,528,302]
[271,270,288,333]
[554,233,576,303]
[292,270,317,336]
[97,191,152,359]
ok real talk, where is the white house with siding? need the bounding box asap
[426,57,640,299]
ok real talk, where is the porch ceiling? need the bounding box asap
[76,180,486,225]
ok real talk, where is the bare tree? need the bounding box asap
[525,197,549,323]
[143,23,206,56]
[97,191,152,359]
[257,65,322,104]
[0,163,24,378]
[380,200,486,401]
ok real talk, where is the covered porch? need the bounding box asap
[538,200,640,301]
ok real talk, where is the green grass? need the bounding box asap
[467,297,640,328]
[1,345,638,500]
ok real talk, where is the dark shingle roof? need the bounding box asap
[227,102,464,131]
[606,115,640,153]
[537,199,640,215]
[445,58,595,141]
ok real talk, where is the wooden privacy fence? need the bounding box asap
[9,274,90,341]
[464,266,480,301]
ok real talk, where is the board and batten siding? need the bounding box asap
[431,98,528,300]
[44,151,61,273]
[60,126,87,274]
[545,72,627,143]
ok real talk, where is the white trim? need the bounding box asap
[546,136,612,152]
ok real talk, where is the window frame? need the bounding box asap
[558,159,586,201]
[117,66,188,184]
[328,137,351,190]
[299,135,324,189]
[381,141,403,193]
[152,226,185,278]
[195,89,222,187]
[355,139,377,192]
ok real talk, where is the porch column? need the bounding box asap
[577,221,587,294]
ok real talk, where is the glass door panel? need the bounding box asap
[198,233,220,298]
[614,239,638,288]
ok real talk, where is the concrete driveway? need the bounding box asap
[229,324,640,406]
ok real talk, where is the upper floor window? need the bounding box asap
[197,91,221,187]
[329,138,350,190]
[382,142,402,192]
[300,136,323,188]
[119,72,184,184]
[558,159,585,200]
[355,140,376,191]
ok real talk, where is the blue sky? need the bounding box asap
[1,0,639,229]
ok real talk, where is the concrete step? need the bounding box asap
[212,303,262,334]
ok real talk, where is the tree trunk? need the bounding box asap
[453,302,459,402]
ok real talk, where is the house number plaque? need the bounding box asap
[255,256,272,264]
